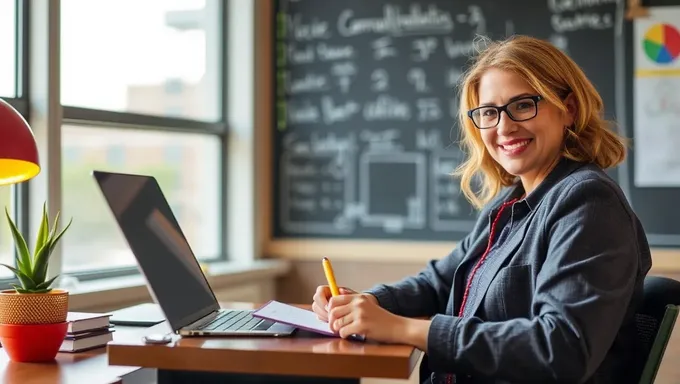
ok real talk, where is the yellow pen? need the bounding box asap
[323,257,365,341]
[322,257,340,297]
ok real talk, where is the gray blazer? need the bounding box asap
[365,158,652,384]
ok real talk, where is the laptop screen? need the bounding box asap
[92,170,219,331]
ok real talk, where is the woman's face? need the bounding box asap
[474,68,575,192]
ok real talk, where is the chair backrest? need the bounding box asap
[635,276,680,383]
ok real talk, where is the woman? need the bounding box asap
[312,35,652,384]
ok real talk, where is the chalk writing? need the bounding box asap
[363,95,412,121]
[317,43,355,61]
[408,67,430,93]
[551,12,613,32]
[337,4,454,37]
[373,36,397,60]
[548,0,619,13]
[371,69,390,92]
[321,96,360,124]
[288,14,331,41]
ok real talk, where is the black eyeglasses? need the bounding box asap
[467,95,543,129]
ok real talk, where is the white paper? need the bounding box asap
[633,7,680,187]
[253,300,334,336]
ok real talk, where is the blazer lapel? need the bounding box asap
[453,233,488,280]
[450,212,495,314]
[461,212,531,318]
[451,184,526,317]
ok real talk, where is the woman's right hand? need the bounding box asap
[312,285,357,322]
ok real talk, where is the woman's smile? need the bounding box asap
[498,138,533,157]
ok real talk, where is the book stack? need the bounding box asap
[59,312,114,353]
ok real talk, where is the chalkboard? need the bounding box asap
[272,0,623,241]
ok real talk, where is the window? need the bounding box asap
[58,0,227,279]
[60,125,222,273]
[0,0,17,97]
[0,0,228,287]
[60,0,221,121]
[0,186,14,278]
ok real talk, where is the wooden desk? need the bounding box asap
[107,303,423,383]
[0,326,147,384]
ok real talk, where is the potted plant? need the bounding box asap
[0,203,72,362]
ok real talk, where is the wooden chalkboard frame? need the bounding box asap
[256,0,680,272]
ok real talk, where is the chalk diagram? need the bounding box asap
[358,152,426,232]
[430,151,476,231]
[279,151,355,234]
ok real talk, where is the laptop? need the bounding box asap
[91,170,296,337]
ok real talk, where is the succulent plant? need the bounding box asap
[1,204,72,293]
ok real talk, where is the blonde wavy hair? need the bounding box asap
[454,35,627,209]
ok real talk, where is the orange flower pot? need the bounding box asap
[0,289,69,324]
[0,322,67,362]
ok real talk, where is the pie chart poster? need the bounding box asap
[633,7,680,188]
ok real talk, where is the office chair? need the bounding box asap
[635,275,680,384]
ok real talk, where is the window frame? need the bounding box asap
[0,0,230,286]
[0,0,31,286]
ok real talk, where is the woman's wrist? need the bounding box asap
[398,317,431,351]
[363,293,379,305]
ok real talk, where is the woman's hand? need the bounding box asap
[327,293,409,344]
[312,285,357,322]
[313,285,431,349]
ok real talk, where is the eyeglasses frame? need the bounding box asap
[467,95,544,129]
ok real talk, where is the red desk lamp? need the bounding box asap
[0,99,40,185]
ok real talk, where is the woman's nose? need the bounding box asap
[495,111,518,136]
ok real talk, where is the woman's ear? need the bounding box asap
[563,93,578,127]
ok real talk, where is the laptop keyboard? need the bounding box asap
[197,310,275,332]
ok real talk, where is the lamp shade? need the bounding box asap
[0,99,40,186]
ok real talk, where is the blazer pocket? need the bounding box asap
[487,264,534,320]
